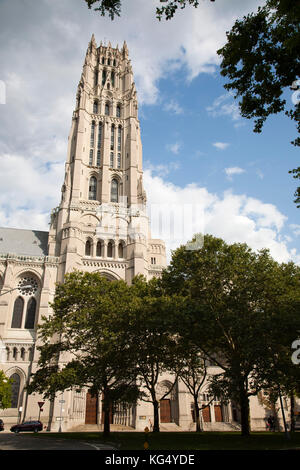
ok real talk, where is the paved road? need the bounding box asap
[0,431,116,450]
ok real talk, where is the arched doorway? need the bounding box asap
[157,380,179,425]
[85,390,98,424]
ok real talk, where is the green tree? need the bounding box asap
[84,0,216,20]
[0,370,12,410]
[28,272,140,437]
[130,276,182,433]
[217,0,300,204]
[176,344,212,432]
[161,234,300,437]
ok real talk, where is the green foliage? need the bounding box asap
[84,0,121,20]
[28,272,141,425]
[130,276,183,432]
[0,370,12,410]
[84,0,217,21]
[217,0,299,144]
[217,0,300,205]
[161,234,300,435]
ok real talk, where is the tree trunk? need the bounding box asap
[103,392,111,438]
[194,398,202,432]
[290,392,295,433]
[239,386,250,437]
[153,399,160,433]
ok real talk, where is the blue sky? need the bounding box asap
[0,0,299,263]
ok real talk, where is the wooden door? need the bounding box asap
[85,391,98,424]
[202,405,211,422]
[214,405,223,422]
[160,399,171,423]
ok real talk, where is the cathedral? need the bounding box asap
[0,37,293,432]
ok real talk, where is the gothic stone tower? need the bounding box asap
[48,36,166,283]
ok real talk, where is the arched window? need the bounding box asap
[94,70,98,86]
[89,149,93,166]
[107,241,113,258]
[116,105,121,118]
[88,176,97,200]
[93,101,98,113]
[97,122,102,166]
[85,240,91,256]
[105,103,110,116]
[11,297,24,328]
[111,71,115,87]
[117,153,121,169]
[90,121,95,148]
[118,242,124,258]
[107,58,111,66]
[96,241,103,257]
[113,59,116,67]
[25,297,36,329]
[102,57,105,65]
[111,124,115,150]
[118,126,122,151]
[102,69,107,86]
[110,152,114,168]
[10,373,21,408]
[111,178,118,203]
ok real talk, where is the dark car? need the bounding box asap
[10,420,43,433]
[0,419,4,431]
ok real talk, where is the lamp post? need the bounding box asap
[0,285,32,296]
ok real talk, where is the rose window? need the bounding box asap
[17,277,38,296]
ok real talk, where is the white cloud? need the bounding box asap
[144,170,298,264]
[213,142,230,150]
[163,100,183,115]
[206,92,243,125]
[290,224,300,237]
[144,160,180,177]
[224,167,246,180]
[166,142,182,154]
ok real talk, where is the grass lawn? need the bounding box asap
[34,431,300,450]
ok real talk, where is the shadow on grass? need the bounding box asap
[33,431,300,451]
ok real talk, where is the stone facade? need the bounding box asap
[0,37,296,432]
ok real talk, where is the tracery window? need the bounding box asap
[118,126,122,151]
[89,149,93,166]
[10,373,21,408]
[111,178,118,203]
[88,176,97,200]
[11,297,24,328]
[111,124,115,150]
[102,69,107,86]
[25,297,37,329]
[90,121,95,148]
[96,241,103,257]
[110,152,114,168]
[85,240,91,256]
[107,241,113,258]
[118,242,124,258]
